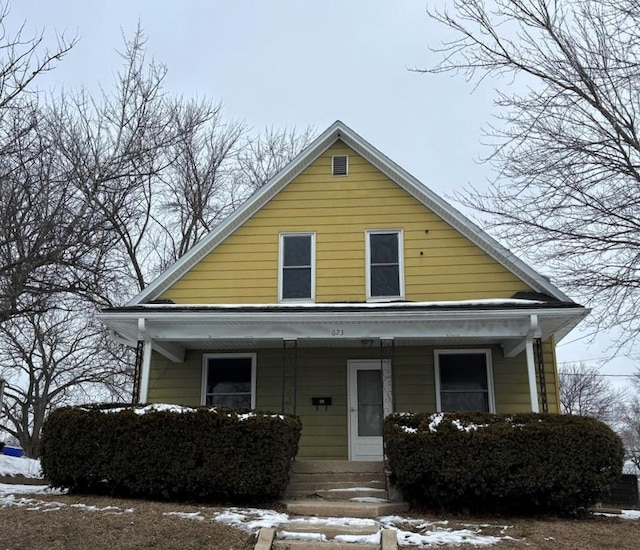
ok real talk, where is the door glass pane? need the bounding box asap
[357,369,383,436]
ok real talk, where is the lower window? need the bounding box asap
[203,354,256,408]
[435,350,494,413]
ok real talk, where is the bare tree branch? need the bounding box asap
[422,1,640,351]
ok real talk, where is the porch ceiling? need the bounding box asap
[100,301,588,363]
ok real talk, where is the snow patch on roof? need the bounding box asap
[137,298,545,309]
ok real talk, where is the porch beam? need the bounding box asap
[152,340,186,363]
[502,339,526,358]
[502,314,541,357]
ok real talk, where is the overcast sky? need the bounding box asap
[8,1,635,384]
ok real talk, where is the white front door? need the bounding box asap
[347,360,392,461]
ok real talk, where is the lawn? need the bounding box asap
[1,487,640,549]
[2,454,639,549]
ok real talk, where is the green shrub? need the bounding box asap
[384,411,624,516]
[40,404,301,502]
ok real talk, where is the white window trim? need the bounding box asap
[201,353,257,409]
[278,232,316,302]
[332,154,349,176]
[365,229,405,302]
[434,349,495,413]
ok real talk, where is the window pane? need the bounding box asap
[441,391,489,412]
[439,354,488,391]
[370,233,398,264]
[284,235,311,266]
[371,265,400,296]
[282,268,311,298]
[206,357,252,409]
[206,394,251,409]
[438,353,490,413]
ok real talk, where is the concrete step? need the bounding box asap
[272,541,377,550]
[282,499,409,519]
[287,480,386,493]
[279,521,380,540]
[311,488,388,501]
[271,525,399,549]
[291,460,383,474]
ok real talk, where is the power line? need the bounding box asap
[560,372,635,378]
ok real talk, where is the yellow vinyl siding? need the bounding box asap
[147,343,558,460]
[161,141,531,303]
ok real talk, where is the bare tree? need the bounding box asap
[158,105,246,264]
[236,125,316,193]
[49,27,208,297]
[0,19,316,444]
[0,1,76,110]
[0,302,132,457]
[421,0,640,350]
[0,99,110,323]
[50,28,315,298]
[559,363,626,424]
[0,3,79,323]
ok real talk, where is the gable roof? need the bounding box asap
[129,120,573,306]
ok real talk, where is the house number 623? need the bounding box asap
[331,328,344,336]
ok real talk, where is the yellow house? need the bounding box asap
[100,121,588,462]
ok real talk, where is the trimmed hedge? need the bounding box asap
[384,412,624,516]
[40,404,301,502]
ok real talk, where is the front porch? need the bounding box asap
[100,300,587,461]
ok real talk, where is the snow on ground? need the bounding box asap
[0,484,62,496]
[0,487,132,515]
[0,454,42,478]
[2,482,640,546]
[209,506,517,546]
[595,509,640,520]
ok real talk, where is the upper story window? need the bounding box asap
[434,350,494,413]
[366,230,404,300]
[279,233,315,301]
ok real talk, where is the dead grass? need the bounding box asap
[1,493,255,550]
[2,492,640,549]
[410,512,640,549]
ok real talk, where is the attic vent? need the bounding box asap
[332,155,348,176]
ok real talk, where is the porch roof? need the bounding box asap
[99,299,588,363]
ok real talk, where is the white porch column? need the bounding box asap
[136,317,153,404]
[525,338,540,413]
[139,339,153,404]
